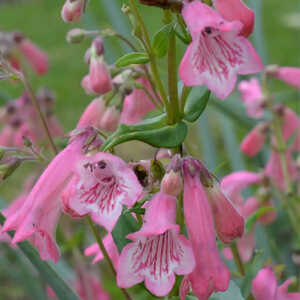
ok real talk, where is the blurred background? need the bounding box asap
[0,0,299,299]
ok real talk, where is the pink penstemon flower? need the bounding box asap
[61,0,85,23]
[238,78,265,118]
[179,1,263,99]
[117,192,195,297]
[252,267,300,300]
[62,152,143,232]
[180,157,244,300]
[119,78,156,125]
[270,66,300,89]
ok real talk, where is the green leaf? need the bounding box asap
[112,211,139,252]
[245,206,275,234]
[0,212,80,300]
[115,52,150,67]
[152,23,173,58]
[100,114,188,150]
[183,86,211,122]
[210,281,245,300]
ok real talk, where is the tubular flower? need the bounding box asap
[181,157,234,300]
[84,233,119,268]
[17,38,48,75]
[61,0,85,23]
[238,78,265,118]
[273,67,300,89]
[1,129,98,263]
[62,152,143,232]
[117,192,195,297]
[240,122,268,156]
[252,267,300,300]
[120,78,156,125]
[179,1,263,99]
[213,0,255,37]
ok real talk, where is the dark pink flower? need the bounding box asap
[213,0,254,37]
[238,78,265,118]
[179,1,263,99]
[117,192,195,297]
[120,78,156,124]
[18,39,48,75]
[182,158,231,299]
[252,267,300,300]
[240,123,267,156]
[62,152,143,232]
[61,0,84,23]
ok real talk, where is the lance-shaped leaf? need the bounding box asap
[183,86,211,122]
[100,114,188,150]
[0,212,80,300]
[152,23,173,58]
[112,210,139,253]
[115,52,150,67]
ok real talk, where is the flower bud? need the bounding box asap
[161,170,183,197]
[99,106,120,131]
[61,0,84,23]
[66,28,86,44]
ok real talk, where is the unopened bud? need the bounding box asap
[66,28,86,43]
[99,106,120,131]
[161,170,183,197]
[92,38,104,57]
[61,0,84,23]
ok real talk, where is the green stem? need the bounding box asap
[21,70,58,155]
[86,216,132,300]
[231,242,245,276]
[128,0,172,123]
[166,11,180,123]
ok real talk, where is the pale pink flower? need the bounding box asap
[77,97,106,129]
[47,116,64,137]
[120,78,155,124]
[18,39,48,75]
[252,267,300,300]
[161,170,183,197]
[182,158,231,300]
[179,1,263,99]
[220,171,262,205]
[238,78,265,118]
[81,75,95,95]
[274,67,300,89]
[99,106,120,132]
[265,151,299,190]
[117,192,195,297]
[240,123,267,156]
[84,233,119,268]
[213,0,254,37]
[62,152,143,232]
[61,0,84,23]
[0,125,15,146]
[1,130,93,263]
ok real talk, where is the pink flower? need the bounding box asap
[88,57,112,95]
[117,192,195,297]
[62,152,143,232]
[77,97,106,129]
[18,39,48,75]
[252,267,300,300]
[81,75,95,95]
[238,78,265,118]
[265,151,299,190]
[99,106,120,132]
[1,130,93,263]
[240,123,267,156]
[0,125,15,146]
[85,233,119,268]
[179,1,263,99]
[161,170,183,197]
[220,171,262,205]
[213,0,254,37]
[120,78,156,124]
[274,67,300,89]
[61,0,84,23]
[182,158,231,300]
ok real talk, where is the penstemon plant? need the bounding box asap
[0,0,299,299]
